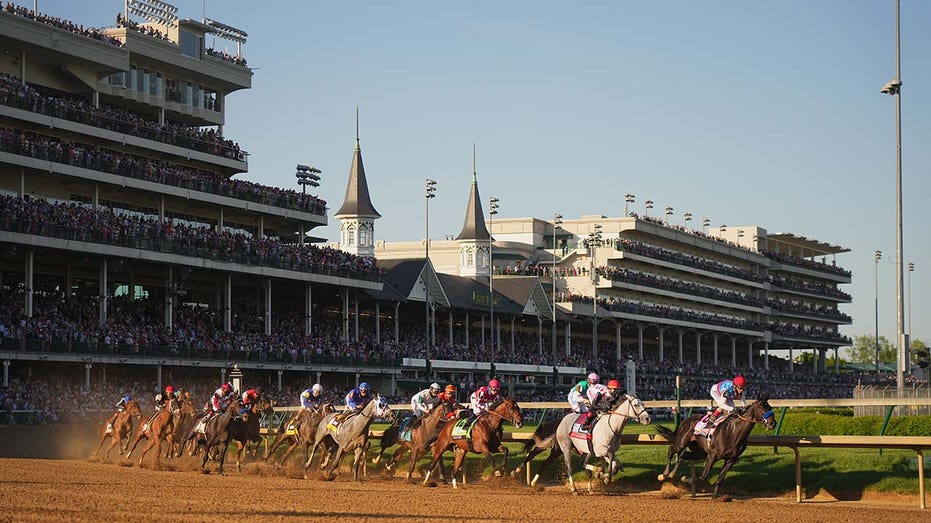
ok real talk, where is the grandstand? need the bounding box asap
[0,2,878,420]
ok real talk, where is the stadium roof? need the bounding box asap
[767,233,850,256]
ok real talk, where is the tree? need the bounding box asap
[911,338,929,370]
[847,335,896,364]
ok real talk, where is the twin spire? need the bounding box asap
[455,144,491,241]
[334,108,380,219]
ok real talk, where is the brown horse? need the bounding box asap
[198,399,242,475]
[382,402,457,480]
[167,396,196,458]
[92,399,142,460]
[125,399,177,469]
[513,418,562,486]
[423,398,523,488]
[264,403,334,470]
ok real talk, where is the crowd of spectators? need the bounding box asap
[770,274,851,301]
[596,266,764,308]
[612,238,765,283]
[767,299,852,322]
[2,2,122,47]
[0,195,378,280]
[114,12,170,42]
[763,250,851,277]
[205,48,248,67]
[769,323,851,344]
[0,73,243,160]
[0,126,326,215]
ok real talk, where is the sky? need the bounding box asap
[35,1,930,355]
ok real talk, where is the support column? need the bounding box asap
[158,106,164,125]
[464,312,470,349]
[220,368,226,384]
[658,329,665,362]
[565,322,572,356]
[65,264,72,298]
[19,49,25,83]
[638,324,644,360]
[264,278,272,336]
[19,169,25,198]
[538,316,543,356]
[731,338,737,367]
[92,90,100,108]
[218,208,224,233]
[342,289,350,342]
[394,302,399,346]
[481,316,486,350]
[224,274,232,333]
[128,271,135,299]
[258,216,264,238]
[592,316,598,359]
[164,266,173,330]
[834,347,840,373]
[159,196,165,220]
[448,311,454,346]
[765,342,770,371]
[24,250,34,318]
[98,259,108,327]
[714,334,719,365]
[85,363,92,391]
[696,333,702,364]
[375,302,381,343]
[305,283,313,337]
[93,183,99,210]
[510,317,515,356]
[354,296,359,342]
[677,330,683,364]
[156,364,162,390]
[616,323,622,362]
[748,340,754,369]
[277,370,283,390]
[3,360,10,387]
[497,316,501,354]
[789,348,794,373]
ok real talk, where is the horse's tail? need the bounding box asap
[654,423,677,439]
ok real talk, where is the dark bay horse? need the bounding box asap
[167,396,196,459]
[656,396,775,498]
[226,396,275,473]
[513,418,562,486]
[125,399,177,469]
[304,395,393,481]
[422,398,523,488]
[382,401,457,480]
[92,399,142,460]
[197,399,243,475]
[264,403,334,470]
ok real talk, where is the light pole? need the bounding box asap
[880,0,906,391]
[875,250,882,372]
[624,193,635,217]
[664,206,674,224]
[489,196,499,372]
[425,178,437,364]
[719,224,726,239]
[907,261,914,338]
[295,164,321,245]
[588,224,602,359]
[683,212,692,229]
[737,229,745,246]
[552,213,563,364]
[644,200,653,218]
[702,217,710,234]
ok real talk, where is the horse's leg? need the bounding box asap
[217,441,229,476]
[388,444,409,472]
[581,454,595,494]
[562,443,577,493]
[422,437,447,485]
[711,458,738,498]
[137,436,155,466]
[326,447,345,478]
[497,444,509,477]
[406,446,420,480]
[352,446,364,481]
[451,447,467,489]
[125,432,144,459]
[234,440,245,473]
[276,440,299,470]
[696,454,717,489]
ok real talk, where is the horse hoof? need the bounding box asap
[494,470,502,478]
[372,456,380,464]
[680,476,689,483]
[657,474,665,482]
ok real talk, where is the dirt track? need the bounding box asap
[0,425,923,522]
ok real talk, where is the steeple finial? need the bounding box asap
[355,106,360,148]
[472,142,476,182]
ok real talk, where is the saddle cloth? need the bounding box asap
[693,414,722,437]
[450,417,477,440]
[569,413,596,440]
[397,415,416,442]
[327,413,353,434]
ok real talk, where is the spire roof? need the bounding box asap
[335,110,381,219]
[455,169,491,241]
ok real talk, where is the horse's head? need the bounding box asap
[493,397,523,429]
[126,399,142,418]
[612,394,651,425]
[751,395,776,430]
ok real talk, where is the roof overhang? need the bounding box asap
[767,233,849,256]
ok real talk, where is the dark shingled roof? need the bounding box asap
[335,139,381,218]
[455,174,490,241]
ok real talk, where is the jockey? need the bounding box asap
[209,382,235,418]
[107,395,131,430]
[155,385,174,412]
[568,372,600,413]
[437,384,460,419]
[707,375,747,426]
[587,379,619,413]
[339,382,371,421]
[293,383,325,426]
[240,388,258,415]
[469,378,501,416]
[411,383,442,418]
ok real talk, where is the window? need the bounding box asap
[179,30,202,58]
[153,73,163,97]
[129,66,138,91]
[347,228,355,246]
[467,252,474,266]
[183,82,193,105]
[165,78,178,102]
[107,72,126,87]
[193,85,202,109]
[142,70,150,94]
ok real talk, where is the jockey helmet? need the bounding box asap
[165,385,174,393]
[359,382,370,391]
[312,383,324,394]
[587,372,600,384]
[733,376,746,388]
[488,379,501,390]
[221,382,232,393]
[607,379,620,390]
[429,383,441,392]
[445,384,456,394]
[123,395,132,403]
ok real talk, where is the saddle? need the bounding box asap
[693,412,729,438]
[569,413,598,455]
[327,412,354,433]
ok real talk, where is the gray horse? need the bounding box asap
[303,395,393,481]
[555,394,651,493]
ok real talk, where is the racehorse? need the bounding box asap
[381,401,457,480]
[196,398,244,475]
[513,418,562,486]
[555,393,651,493]
[422,398,523,488]
[92,399,142,460]
[304,395,393,481]
[225,396,275,473]
[167,396,196,459]
[656,395,775,498]
[125,398,178,469]
[264,403,335,469]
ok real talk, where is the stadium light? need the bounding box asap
[907,261,914,338]
[204,17,249,45]
[644,200,653,217]
[552,212,563,364]
[683,212,692,228]
[587,224,603,359]
[624,193,635,217]
[425,178,437,365]
[702,217,710,234]
[295,164,322,194]
[125,0,179,27]
[489,196,500,374]
[664,206,674,224]
[875,250,882,373]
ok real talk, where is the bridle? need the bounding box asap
[736,404,774,426]
[482,400,522,426]
[603,395,648,434]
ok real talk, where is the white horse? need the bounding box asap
[555,394,651,493]
[304,395,393,481]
